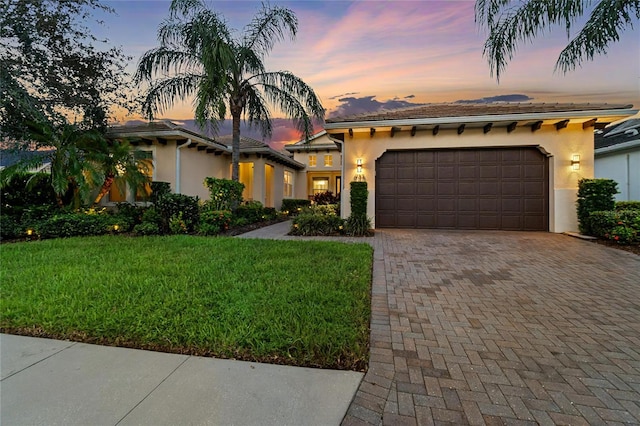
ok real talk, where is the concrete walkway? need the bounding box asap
[1,333,362,426]
[342,229,640,425]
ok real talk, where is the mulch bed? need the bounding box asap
[218,217,289,236]
[593,239,640,256]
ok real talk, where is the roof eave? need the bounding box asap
[324,108,639,130]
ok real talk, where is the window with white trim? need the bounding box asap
[284,170,293,197]
[324,154,333,167]
[308,154,317,167]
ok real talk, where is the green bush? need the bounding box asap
[280,198,311,214]
[0,215,23,240]
[35,212,116,239]
[576,178,618,235]
[150,181,171,204]
[155,193,200,233]
[290,213,344,236]
[235,200,266,224]
[1,172,57,219]
[616,201,640,211]
[350,182,368,217]
[113,203,145,232]
[199,210,232,235]
[587,210,640,244]
[133,221,161,236]
[204,177,244,211]
[312,191,339,205]
[345,214,373,237]
[169,212,189,234]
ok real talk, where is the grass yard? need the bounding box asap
[1,235,373,370]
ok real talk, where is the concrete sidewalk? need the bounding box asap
[0,334,363,426]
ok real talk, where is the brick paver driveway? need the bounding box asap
[343,230,640,426]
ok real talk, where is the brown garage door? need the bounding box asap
[375,147,548,230]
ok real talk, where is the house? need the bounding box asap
[285,130,342,199]
[594,117,640,201]
[106,122,304,209]
[324,103,637,233]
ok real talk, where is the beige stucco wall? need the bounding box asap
[178,147,228,200]
[336,123,594,233]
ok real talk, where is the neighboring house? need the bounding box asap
[594,117,640,201]
[324,103,637,233]
[106,122,304,209]
[285,130,343,200]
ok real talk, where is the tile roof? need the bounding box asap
[326,103,635,123]
[595,118,640,150]
[214,135,269,150]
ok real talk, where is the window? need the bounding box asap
[308,154,317,167]
[284,170,293,197]
[324,154,333,167]
[135,150,154,201]
[336,176,341,195]
[312,177,329,195]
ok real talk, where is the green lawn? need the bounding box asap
[1,236,373,370]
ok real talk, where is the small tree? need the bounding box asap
[204,177,244,211]
[346,181,372,236]
[576,178,618,234]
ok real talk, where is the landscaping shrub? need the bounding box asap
[154,193,200,233]
[350,182,368,217]
[199,210,232,235]
[133,221,161,236]
[312,191,339,205]
[576,178,618,235]
[616,201,640,211]
[587,210,640,245]
[346,181,372,236]
[235,200,267,223]
[290,212,344,236]
[1,172,57,219]
[150,181,171,204]
[204,177,244,211]
[169,212,189,234]
[113,203,145,232]
[345,214,373,237]
[280,198,310,214]
[35,211,117,239]
[0,215,23,240]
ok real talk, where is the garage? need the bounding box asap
[375,147,549,231]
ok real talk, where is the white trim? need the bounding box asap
[595,139,640,155]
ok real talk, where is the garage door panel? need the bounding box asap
[458,198,478,211]
[375,148,548,230]
[397,182,415,195]
[480,166,499,178]
[437,182,456,195]
[459,165,477,178]
[417,167,435,179]
[438,166,455,178]
[458,182,478,195]
[416,182,435,195]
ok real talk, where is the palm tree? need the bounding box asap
[135,0,324,181]
[476,0,640,81]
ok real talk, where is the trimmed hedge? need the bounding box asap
[587,210,640,244]
[576,178,618,235]
[616,201,640,211]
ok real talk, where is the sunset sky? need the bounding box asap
[97,0,640,143]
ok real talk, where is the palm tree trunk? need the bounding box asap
[93,172,115,206]
[231,110,241,182]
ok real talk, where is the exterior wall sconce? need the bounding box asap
[348,128,353,137]
[354,158,365,181]
[571,154,580,171]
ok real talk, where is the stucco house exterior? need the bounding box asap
[594,117,640,201]
[324,103,637,233]
[285,130,343,200]
[106,122,304,209]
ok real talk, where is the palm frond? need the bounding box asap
[134,47,201,84]
[477,0,592,81]
[556,0,640,73]
[257,71,325,121]
[139,73,202,120]
[257,79,318,140]
[243,3,298,57]
[243,85,272,137]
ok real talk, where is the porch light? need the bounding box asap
[356,158,363,175]
[571,154,580,171]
